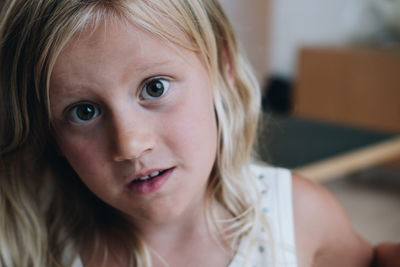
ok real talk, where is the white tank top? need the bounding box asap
[227,164,298,267]
[72,165,297,267]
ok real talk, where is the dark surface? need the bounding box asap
[257,114,397,169]
[262,76,292,114]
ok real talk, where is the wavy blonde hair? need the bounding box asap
[0,0,262,266]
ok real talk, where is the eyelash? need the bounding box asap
[67,102,101,124]
[139,77,171,100]
[66,77,171,124]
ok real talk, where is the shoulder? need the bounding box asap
[292,174,373,267]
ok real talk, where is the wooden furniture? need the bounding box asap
[291,46,400,182]
[294,46,400,133]
[259,114,400,183]
[294,136,400,183]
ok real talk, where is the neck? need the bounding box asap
[142,200,234,267]
[81,198,234,267]
[139,195,211,249]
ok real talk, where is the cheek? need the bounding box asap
[56,133,108,180]
[162,88,217,164]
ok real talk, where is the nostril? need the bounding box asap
[110,111,156,162]
[112,131,155,162]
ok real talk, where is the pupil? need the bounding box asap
[147,80,164,97]
[77,104,95,120]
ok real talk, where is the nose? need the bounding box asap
[111,114,156,162]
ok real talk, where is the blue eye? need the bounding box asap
[68,103,100,124]
[140,78,170,100]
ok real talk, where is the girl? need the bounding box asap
[0,0,372,266]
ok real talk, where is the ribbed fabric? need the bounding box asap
[228,164,298,267]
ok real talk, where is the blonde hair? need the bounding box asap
[0,0,262,266]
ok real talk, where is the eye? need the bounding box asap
[140,78,170,100]
[67,103,100,124]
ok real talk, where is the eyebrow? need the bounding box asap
[132,57,179,73]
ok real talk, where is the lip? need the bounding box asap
[126,167,175,195]
[130,168,169,182]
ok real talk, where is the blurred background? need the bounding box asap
[219,0,400,245]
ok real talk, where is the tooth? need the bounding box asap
[149,171,160,178]
[139,175,150,181]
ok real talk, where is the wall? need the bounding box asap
[268,0,378,77]
[220,0,270,83]
[220,0,382,80]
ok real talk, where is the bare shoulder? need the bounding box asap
[292,174,373,267]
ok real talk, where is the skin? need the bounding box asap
[49,19,373,267]
[293,174,373,267]
[50,21,229,266]
[373,243,400,267]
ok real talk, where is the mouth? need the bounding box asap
[130,169,170,184]
[126,167,175,194]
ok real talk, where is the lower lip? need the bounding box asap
[126,168,174,195]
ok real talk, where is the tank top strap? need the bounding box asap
[229,164,297,267]
[252,164,298,266]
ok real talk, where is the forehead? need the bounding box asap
[53,15,200,73]
[49,18,206,98]
[65,12,195,55]
[63,19,172,58]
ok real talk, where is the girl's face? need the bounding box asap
[49,20,218,225]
